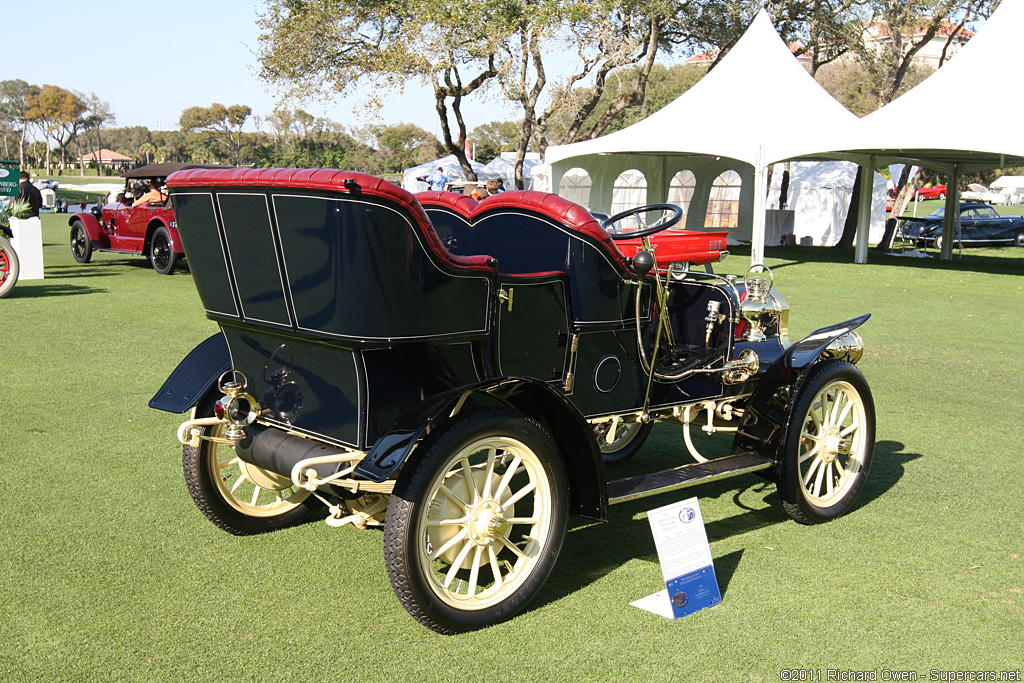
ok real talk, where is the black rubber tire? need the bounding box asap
[149,226,178,275]
[384,408,568,634]
[1014,232,1024,248]
[70,221,92,263]
[0,236,19,298]
[182,395,322,535]
[598,421,653,464]
[779,360,875,525]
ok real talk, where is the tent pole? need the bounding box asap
[751,147,767,266]
[854,155,875,264]
[940,164,960,261]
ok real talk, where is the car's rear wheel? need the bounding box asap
[70,220,92,263]
[183,397,322,535]
[1014,232,1024,248]
[0,236,19,298]
[938,192,946,200]
[384,408,568,634]
[779,360,875,525]
[149,226,177,275]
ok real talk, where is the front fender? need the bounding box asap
[355,377,608,522]
[733,314,870,462]
[149,333,231,413]
[69,211,107,247]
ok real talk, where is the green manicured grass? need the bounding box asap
[1,218,1022,682]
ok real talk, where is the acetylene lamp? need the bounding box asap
[214,370,260,442]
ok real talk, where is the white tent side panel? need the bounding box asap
[766,162,885,246]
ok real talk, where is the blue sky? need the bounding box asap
[7,0,514,135]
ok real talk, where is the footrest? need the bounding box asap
[607,452,774,504]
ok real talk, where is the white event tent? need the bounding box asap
[797,0,1024,260]
[544,9,861,265]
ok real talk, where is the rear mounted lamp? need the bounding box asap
[215,370,259,442]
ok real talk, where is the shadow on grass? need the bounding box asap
[532,439,920,613]
[5,281,106,298]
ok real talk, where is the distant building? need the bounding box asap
[862,19,974,68]
[77,149,133,170]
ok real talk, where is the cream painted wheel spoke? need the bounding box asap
[459,457,477,503]
[431,528,469,561]
[803,453,823,485]
[444,542,475,588]
[501,480,537,511]
[427,515,469,527]
[840,421,860,437]
[487,546,504,587]
[799,441,821,463]
[219,457,241,470]
[250,486,261,506]
[230,473,247,494]
[438,484,468,510]
[467,547,483,596]
[504,516,539,525]
[497,536,530,561]
[494,457,523,499]
[812,458,826,498]
[481,447,498,500]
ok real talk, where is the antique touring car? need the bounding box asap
[150,168,875,634]
[68,163,226,275]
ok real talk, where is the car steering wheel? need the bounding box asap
[602,203,683,240]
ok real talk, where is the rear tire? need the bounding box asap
[779,360,875,525]
[0,236,19,298]
[183,396,321,535]
[1015,232,1024,248]
[596,420,652,464]
[149,226,178,275]
[384,408,568,633]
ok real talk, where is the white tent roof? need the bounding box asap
[402,154,492,192]
[991,175,1024,189]
[806,0,1024,171]
[545,9,859,167]
[481,152,542,186]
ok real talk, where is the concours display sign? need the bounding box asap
[0,163,19,197]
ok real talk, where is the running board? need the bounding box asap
[607,452,774,504]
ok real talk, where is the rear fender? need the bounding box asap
[149,333,231,413]
[69,211,106,247]
[146,218,183,254]
[732,315,870,464]
[355,377,608,522]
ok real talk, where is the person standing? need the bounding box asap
[426,167,451,192]
[18,171,43,218]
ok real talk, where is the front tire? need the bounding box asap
[183,397,321,535]
[0,236,19,298]
[149,226,178,275]
[779,360,875,525]
[384,409,568,634]
[70,221,92,263]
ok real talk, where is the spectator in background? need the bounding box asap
[423,167,451,192]
[18,171,42,218]
[485,179,502,195]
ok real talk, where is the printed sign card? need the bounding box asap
[631,496,722,619]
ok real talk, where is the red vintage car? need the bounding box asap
[67,162,226,274]
[912,184,947,201]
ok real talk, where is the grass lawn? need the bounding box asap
[1,215,1022,682]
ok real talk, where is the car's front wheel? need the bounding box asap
[149,226,178,275]
[0,236,20,298]
[779,360,875,525]
[70,220,92,263]
[183,397,322,535]
[384,408,568,634]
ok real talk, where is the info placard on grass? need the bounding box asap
[631,496,721,620]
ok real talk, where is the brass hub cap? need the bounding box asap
[469,500,509,545]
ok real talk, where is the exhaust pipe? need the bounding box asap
[235,424,343,486]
